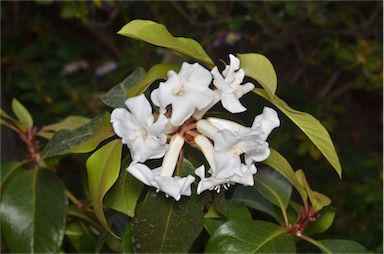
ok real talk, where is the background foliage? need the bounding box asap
[1,1,382,252]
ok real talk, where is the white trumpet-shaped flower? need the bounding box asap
[151,62,213,126]
[127,163,195,201]
[211,54,255,113]
[111,94,168,163]
[126,134,194,201]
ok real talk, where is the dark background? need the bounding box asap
[1,1,382,252]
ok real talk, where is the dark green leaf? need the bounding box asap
[232,185,283,224]
[11,98,33,131]
[122,223,134,254]
[65,221,97,253]
[127,63,179,98]
[0,161,22,195]
[131,189,204,253]
[254,167,292,210]
[100,68,146,108]
[253,88,342,178]
[71,112,114,153]
[305,207,336,235]
[205,220,295,253]
[0,167,68,253]
[118,19,215,67]
[264,148,307,200]
[238,53,277,98]
[314,239,367,253]
[86,139,122,236]
[204,201,252,236]
[41,114,103,159]
[105,171,144,218]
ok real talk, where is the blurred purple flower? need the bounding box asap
[94,61,118,77]
[60,59,89,77]
[213,30,250,47]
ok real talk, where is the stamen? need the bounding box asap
[171,85,185,97]
[231,145,243,156]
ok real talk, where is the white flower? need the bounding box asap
[211,54,255,113]
[126,134,194,201]
[110,94,169,163]
[195,163,256,194]
[127,163,195,201]
[244,107,280,165]
[151,62,213,126]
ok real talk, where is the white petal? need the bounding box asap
[238,82,255,98]
[211,67,235,93]
[221,93,247,113]
[124,94,153,126]
[252,107,280,141]
[193,90,221,120]
[126,163,156,187]
[206,117,243,132]
[195,165,206,179]
[170,98,196,126]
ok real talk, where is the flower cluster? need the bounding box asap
[111,54,280,201]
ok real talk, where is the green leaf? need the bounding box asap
[122,224,133,253]
[312,239,367,253]
[41,116,90,132]
[264,148,307,201]
[0,167,68,253]
[0,108,18,122]
[65,221,97,253]
[232,185,283,224]
[118,19,215,67]
[253,88,342,177]
[205,220,295,253]
[204,201,252,236]
[295,170,331,211]
[11,98,33,131]
[131,189,204,253]
[71,112,114,153]
[254,167,292,210]
[100,68,146,108]
[305,207,336,235]
[127,63,179,98]
[105,171,144,218]
[86,139,122,236]
[41,114,104,159]
[238,53,277,98]
[0,161,23,195]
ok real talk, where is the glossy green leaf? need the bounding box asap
[253,88,342,177]
[232,185,283,224]
[313,239,367,253]
[131,189,204,253]
[264,148,307,201]
[105,171,144,218]
[204,201,252,236]
[238,53,277,98]
[41,114,103,159]
[42,116,90,132]
[71,112,114,153]
[118,19,215,67]
[205,220,295,253]
[86,139,122,236]
[295,170,331,211]
[100,68,146,108]
[127,63,179,97]
[0,161,22,195]
[254,167,292,210]
[0,167,68,253]
[11,98,33,131]
[305,207,336,235]
[130,159,204,253]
